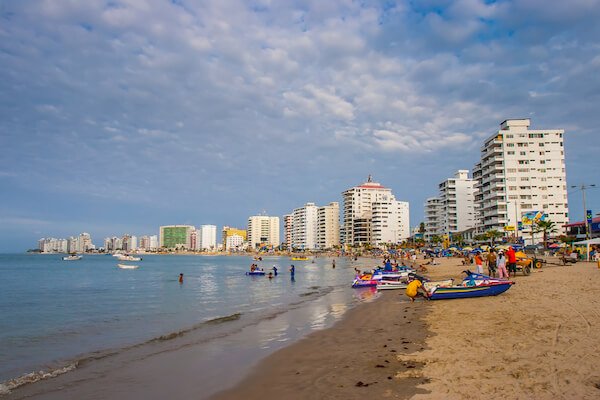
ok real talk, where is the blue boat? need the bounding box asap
[428,281,514,300]
[245,271,265,276]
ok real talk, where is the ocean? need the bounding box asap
[0,253,378,397]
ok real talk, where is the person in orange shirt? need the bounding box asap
[474,252,484,274]
[405,279,427,302]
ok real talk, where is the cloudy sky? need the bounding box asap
[1,0,599,251]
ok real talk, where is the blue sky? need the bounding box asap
[1,0,599,252]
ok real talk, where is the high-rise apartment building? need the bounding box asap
[159,225,195,249]
[424,170,476,238]
[291,202,319,250]
[282,215,293,250]
[122,234,137,252]
[473,119,568,242]
[199,225,217,251]
[247,216,280,249]
[317,202,340,250]
[342,176,410,246]
[139,235,158,251]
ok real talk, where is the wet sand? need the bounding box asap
[213,288,430,400]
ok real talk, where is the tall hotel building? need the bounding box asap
[282,215,293,250]
[317,202,340,250]
[424,170,476,238]
[247,216,280,249]
[342,177,410,246]
[473,119,568,240]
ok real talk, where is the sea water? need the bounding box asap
[0,253,377,392]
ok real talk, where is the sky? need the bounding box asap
[1,0,599,252]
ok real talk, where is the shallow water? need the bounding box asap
[0,253,376,390]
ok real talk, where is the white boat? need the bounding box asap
[62,255,82,261]
[376,281,407,290]
[117,263,139,270]
[116,255,142,261]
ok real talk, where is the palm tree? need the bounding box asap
[486,229,503,246]
[536,220,557,249]
[453,233,464,247]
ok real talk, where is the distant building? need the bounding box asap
[221,226,247,249]
[317,202,340,250]
[199,225,217,251]
[342,176,410,247]
[225,234,244,251]
[424,170,476,239]
[38,238,68,253]
[159,225,195,249]
[67,233,93,253]
[122,234,137,252]
[473,119,568,243]
[247,216,280,250]
[282,214,293,250]
[139,235,158,251]
[292,202,319,250]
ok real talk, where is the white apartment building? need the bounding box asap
[225,234,244,251]
[372,199,410,244]
[473,119,568,242]
[247,215,280,249]
[122,235,138,252]
[425,170,476,239]
[199,225,217,251]
[342,176,410,247]
[283,214,293,250]
[291,203,319,250]
[317,202,340,250]
[139,235,158,251]
[38,238,68,253]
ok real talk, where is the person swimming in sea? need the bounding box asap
[179,273,184,284]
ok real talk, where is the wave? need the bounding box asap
[1,286,340,396]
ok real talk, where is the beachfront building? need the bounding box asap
[342,176,410,247]
[291,202,319,250]
[139,235,158,251]
[225,234,244,251]
[424,197,442,240]
[247,215,280,250]
[317,202,340,250]
[282,214,293,250]
[159,225,195,249]
[121,235,138,252]
[38,237,68,253]
[424,170,476,239]
[473,119,568,244]
[68,233,94,253]
[221,226,247,249]
[372,199,410,245]
[198,225,217,251]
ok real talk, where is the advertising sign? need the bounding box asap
[587,209,593,224]
[522,211,546,225]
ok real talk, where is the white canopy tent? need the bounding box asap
[573,238,600,261]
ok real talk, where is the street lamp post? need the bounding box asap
[571,184,596,240]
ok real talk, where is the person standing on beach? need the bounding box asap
[497,251,508,278]
[332,259,336,269]
[474,252,484,274]
[506,247,517,277]
[487,249,497,277]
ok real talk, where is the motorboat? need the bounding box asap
[246,270,266,276]
[116,255,142,261]
[117,263,139,270]
[62,255,82,261]
[427,272,514,300]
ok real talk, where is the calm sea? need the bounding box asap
[0,253,376,391]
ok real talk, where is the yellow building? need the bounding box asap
[222,226,247,248]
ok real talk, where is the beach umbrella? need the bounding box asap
[462,246,473,251]
[548,243,560,249]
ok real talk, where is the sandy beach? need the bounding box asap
[214,256,600,399]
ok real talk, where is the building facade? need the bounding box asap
[425,170,476,239]
[221,226,247,249]
[317,202,340,250]
[342,176,410,247]
[473,119,568,243]
[247,216,280,249]
[159,225,195,249]
[198,225,217,251]
[291,202,319,250]
[282,214,293,250]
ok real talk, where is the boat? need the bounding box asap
[376,281,407,290]
[117,263,139,269]
[116,255,142,261]
[291,257,308,261]
[427,273,514,300]
[352,273,379,288]
[62,255,82,261]
[246,270,266,276]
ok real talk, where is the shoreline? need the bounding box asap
[212,288,430,399]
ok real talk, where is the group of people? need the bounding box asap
[472,247,518,278]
